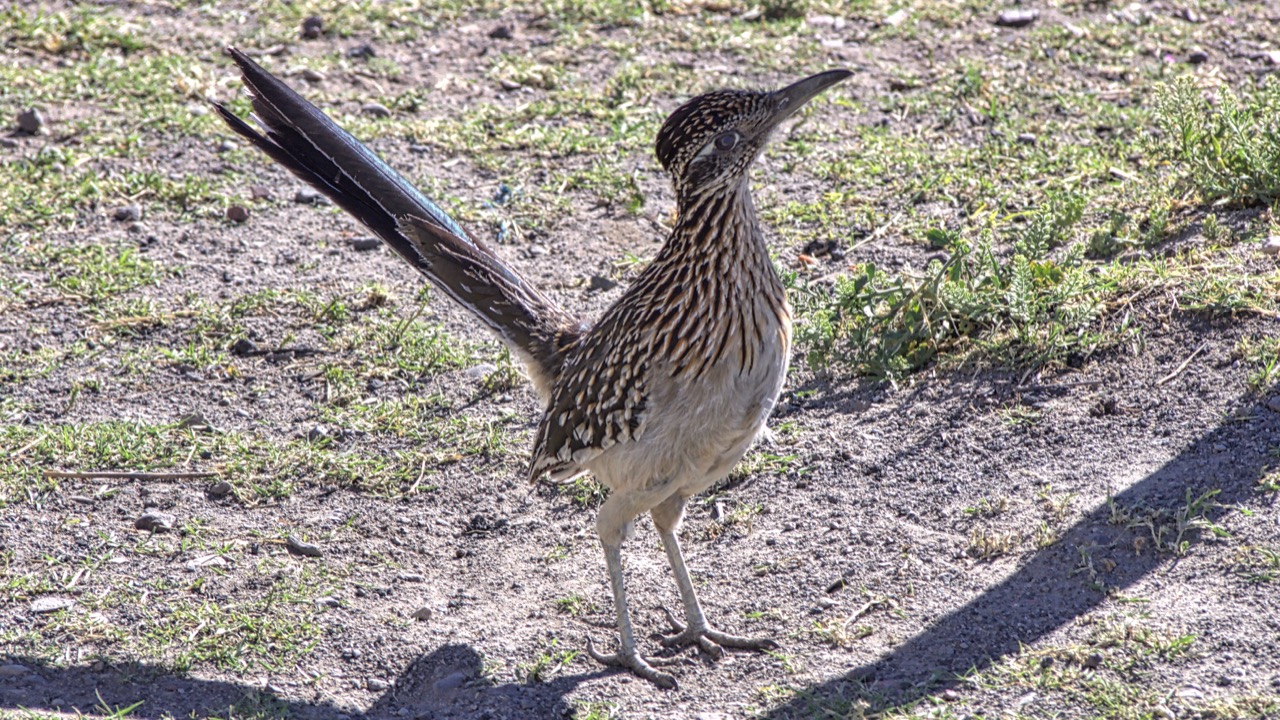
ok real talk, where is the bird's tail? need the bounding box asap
[213,47,577,397]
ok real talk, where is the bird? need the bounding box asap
[214,47,850,688]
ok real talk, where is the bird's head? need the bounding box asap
[655,69,851,201]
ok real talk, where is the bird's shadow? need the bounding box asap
[0,643,600,720]
[761,378,1279,716]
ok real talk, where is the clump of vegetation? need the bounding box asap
[794,194,1105,380]
[1152,75,1280,205]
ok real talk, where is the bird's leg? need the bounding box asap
[651,495,779,658]
[585,499,678,689]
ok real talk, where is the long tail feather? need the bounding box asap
[213,47,577,394]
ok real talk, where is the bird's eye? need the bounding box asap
[714,132,739,151]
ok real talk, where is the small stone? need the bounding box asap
[411,606,433,622]
[1083,652,1103,669]
[527,244,549,257]
[177,412,210,429]
[1266,396,1280,414]
[69,494,93,505]
[0,137,17,148]
[1262,50,1280,66]
[941,688,960,701]
[398,572,425,582]
[315,596,341,608]
[347,43,376,59]
[1260,236,1280,256]
[208,480,233,498]
[307,426,328,442]
[217,139,236,153]
[367,678,389,691]
[231,338,257,356]
[463,363,497,381]
[588,274,619,292]
[1016,132,1037,145]
[286,534,323,558]
[434,671,468,691]
[361,102,392,118]
[0,663,29,677]
[300,68,326,83]
[499,78,521,92]
[17,108,45,134]
[349,236,381,252]
[136,511,176,533]
[488,25,512,39]
[114,204,142,222]
[301,15,324,39]
[1188,49,1209,64]
[996,9,1039,27]
[30,597,75,614]
[295,188,322,204]
[250,185,273,201]
[226,205,250,223]
[883,8,908,26]
[1040,656,1055,669]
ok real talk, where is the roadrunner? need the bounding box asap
[216,47,849,688]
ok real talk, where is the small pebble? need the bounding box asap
[488,25,513,39]
[361,103,392,118]
[995,9,1039,27]
[1266,396,1280,414]
[301,15,324,39]
[411,606,433,622]
[250,185,273,201]
[1016,132,1037,145]
[231,338,257,355]
[294,188,323,204]
[463,363,497,381]
[226,205,250,223]
[208,480,234,498]
[300,68,326,83]
[286,534,323,557]
[434,671,468,691]
[217,139,236,153]
[0,137,17,148]
[17,108,45,134]
[136,511,176,533]
[1188,49,1209,64]
[588,274,619,292]
[349,236,381,251]
[367,678,389,691]
[347,43,377,59]
[1262,50,1280,66]
[1083,652,1103,669]
[0,664,29,677]
[315,596,341,608]
[1260,236,1280,256]
[114,204,142,222]
[30,597,75,614]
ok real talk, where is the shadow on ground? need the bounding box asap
[0,643,597,719]
[762,382,1279,717]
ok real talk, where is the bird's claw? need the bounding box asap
[585,636,679,689]
[659,606,779,659]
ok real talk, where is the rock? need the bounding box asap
[114,204,142,222]
[16,108,45,134]
[177,412,210,429]
[995,9,1039,27]
[294,187,324,204]
[217,139,236,153]
[0,663,29,677]
[361,102,392,118]
[1188,49,1209,64]
[398,572,424,582]
[347,43,376,59]
[250,185,273,201]
[315,596,341,608]
[1016,132,1037,145]
[463,363,497,381]
[231,338,257,356]
[226,205,250,223]
[208,480,234,498]
[300,68,326,83]
[0,137,17,148]
[527,244,549,257]
[349,236,381,252]
[307,426,328,442]
[301,15,324,39]
[488,25,512,39]
[883,8,908,26]
[1083,652,1103,669]
[588,274,619,292]
[286,534,323,557]
[367,678,389,691]
[30,597,75,614]
[499,78,521,92]
[434,671,468,691]
[136,510,176,533]
[411,606,433,622]
[1266,396,1280,414]
[1262,50,1280,66]
[1261,236,1280,255]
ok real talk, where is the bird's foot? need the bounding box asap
[659,607,779,660]
[586,636,679,689]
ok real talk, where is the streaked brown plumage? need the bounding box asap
[215,49,849,688]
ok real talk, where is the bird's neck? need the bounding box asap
[666,180,769,265]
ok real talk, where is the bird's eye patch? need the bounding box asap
[715,131,739,151]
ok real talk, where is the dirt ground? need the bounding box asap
[1,2,1278,719]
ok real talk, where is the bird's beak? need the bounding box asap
[763,69,853,129]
